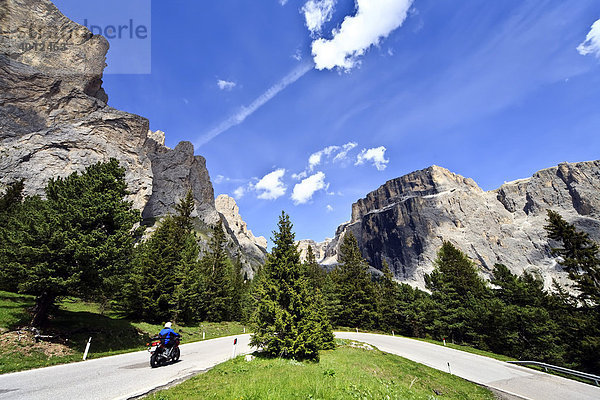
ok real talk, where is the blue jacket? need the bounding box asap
[159,327,180,344]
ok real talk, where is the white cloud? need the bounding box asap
[214,174,226,184]
[279,0,288,5]
[332,141,357,162]
[302,0,336,35]
[292,172,328,205]
[308,145,339,170]
[311,0,413,70]
[355,146,389,171]
[577,18,600,58]
[292,49,303,61]
[197,64,312,146]
[255,169,287,200]
[326,204,334,212]
[291,171,308,180]
[217,79,237,91]
[293,142,358,180]
[233,186,245,199]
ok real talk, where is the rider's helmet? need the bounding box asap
[164,322,172,329]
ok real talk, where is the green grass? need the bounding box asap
[335,326,516,363]
[147,340,495,400]
[415,338,516,362]
[0,291,35,328]
[0,291,247,374]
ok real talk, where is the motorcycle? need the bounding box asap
[147,334,181,368]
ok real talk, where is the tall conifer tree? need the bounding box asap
[545,210,600,306]
[201,223,234,322]
[250,212,333,360]
[0,160,141,326]
[334,232,378,330]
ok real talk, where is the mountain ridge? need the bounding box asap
[0,0,266,272]
[299,160,600,289]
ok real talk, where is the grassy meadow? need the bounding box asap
[146,340,495,400]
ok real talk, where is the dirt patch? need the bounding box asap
[0,330,75,358]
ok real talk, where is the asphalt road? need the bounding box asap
[0,334,253,400]
[2,332,599,400]
[336,332,600,400]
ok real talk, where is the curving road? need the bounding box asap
[336,332,600,400]
[0,334,253,400]
[1,332,599,400]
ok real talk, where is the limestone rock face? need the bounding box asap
[143,140,219,225]
[297,238,332,263]
[0,0,214,223]
[0,0,263,270]
[215,195,267,273]
[311,162,600,289]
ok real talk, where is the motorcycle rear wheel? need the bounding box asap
[150,353,160,368]
[172,347,180,362]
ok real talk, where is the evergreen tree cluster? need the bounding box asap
[0,164,248,327]
[1,161,599,371]
[118,191,248,325]
[308,214,599,375]
[0,160,141,326]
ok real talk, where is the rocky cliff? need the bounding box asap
[215,195,267,276]
[0,0,263,271]
[302,161,600,289]
[0,0,219,223]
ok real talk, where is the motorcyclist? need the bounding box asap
[159,322,180,355]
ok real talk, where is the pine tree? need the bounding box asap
[228,256,247,321]
[321,272,340,325]
[1,160,141,326]
[304,245,326,291]
[0,194,49,293]
[545,210,600,373]
[0,180,27,291]
[333,232,378,330]
[120,192,201,324]
[174,190,195,232]
[425,241,489,344]
[545,210,600,306]
[250,212,333,360]
[377,261,399,332]
[0,180,24,213]
[486,264,560,362]
[201,223,234,322]
[122,216,194,323]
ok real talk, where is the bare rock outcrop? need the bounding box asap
[0,0,217,224]
[0,0,262,270]
[310,161,600,289]
[216,195,267,273]
[297,238,332,263]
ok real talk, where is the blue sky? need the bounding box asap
[54,0,600,244]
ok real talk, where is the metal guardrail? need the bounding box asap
[507,361,600,386]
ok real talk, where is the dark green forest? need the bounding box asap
[1,160,598,371]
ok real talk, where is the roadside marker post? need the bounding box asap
[392,331,395,337]
[83,337,92,361]
[202,331,205,340]
[447,362,452,375]
[232,338,238,359]
[356,328,358,333]
[443,338,446,346]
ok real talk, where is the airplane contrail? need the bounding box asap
[196,62,313,147]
